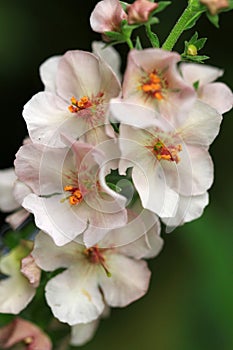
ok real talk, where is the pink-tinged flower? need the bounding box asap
[23,50,121,148]
[127,0,158,24]
[90,0,127,34]
[0,168,31,229]
[0,242,40,314]
[117,100,222,221]
[200,0,229,15]
[70,306,110,346]
[32,220,162,325]
[180,62,233,114]
[14,139,127,247]
[110,48,196,126]
[0,318,52,349]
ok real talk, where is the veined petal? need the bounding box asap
[99,254,151,307]
[56,51,121,102]
[162,145,214,196]
[45,264,104,325]
[23,91,78,148]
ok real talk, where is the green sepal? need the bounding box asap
[182,32,208,63]
[206,12,219,27]
[152,1,171,14]
[181,53,209,63]
[193,80,200,90]
[135,36,143,50]
[104,31,126,42]
[120,1,129,11]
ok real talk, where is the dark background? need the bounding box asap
[0,1,233,349]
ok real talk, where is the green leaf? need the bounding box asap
[152,1,171,14]
[206,12,219,27]
[145,24,160,48]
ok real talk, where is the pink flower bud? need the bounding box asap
[200,0,229,15]
[127,0,158,24]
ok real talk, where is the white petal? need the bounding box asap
[99,254,151,307]
[40,55,61,92]
[0,168,19,212]
[45,264,104,325]
[32,231,84,271]
[162,145,214,196]
[180,62,223,86]
[22,194,88,246]
[92,41,122,81]
[71,320,100,346]
[23,91,79,148]
[5,209,30,230]
[179,101,222,147]
[56,51,120,102]
[163,192,209,229]
[0,274,36,314]
[200,82,233,114]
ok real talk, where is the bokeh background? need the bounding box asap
[0,0,232,349]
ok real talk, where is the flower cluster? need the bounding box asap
[0,0,232,348]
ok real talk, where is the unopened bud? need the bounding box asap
[187,44,197,56]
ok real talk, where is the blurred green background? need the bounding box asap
[0,0,232,349]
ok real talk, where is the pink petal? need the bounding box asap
[199,82,233,114]
[0,318,52,349]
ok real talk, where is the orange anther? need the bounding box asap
[68,105,78,113]
[142,84,153,92]
[71,96,78,105]
[81,96,88,103]
[73,190,82,199]
[154,92,163,100]
[69,195,80,205]
[64,185,74,192]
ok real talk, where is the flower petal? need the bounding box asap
[99,254,151,307]
[0,168,19,212]
[32,231,83,271]
[70,320,100,346]
[199,82,233,114]
[40,55,61,92]
[180,62,223,86]
[45,264,104,325]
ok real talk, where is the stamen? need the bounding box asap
[68,95,92,113]
[84,246,111,277]
[63,186,83,206]
[139,70,167,100]
[147,140,182,163]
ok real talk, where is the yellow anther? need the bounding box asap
[64,185,74,192]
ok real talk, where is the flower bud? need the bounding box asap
[127,0,158,24]
[200,0,229,15]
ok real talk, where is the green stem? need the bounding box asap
[126,38,134,49]
[162,1,202,51]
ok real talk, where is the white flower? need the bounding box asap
[32,218,163,326]
[15,138,127,247]
[0,242,40,314]
[23,50,121,148]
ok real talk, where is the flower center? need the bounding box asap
[148,140,182,163]
[68,96,92,113]
[84,246,111,277]
[63,185,83,205]
[139,72,167,100]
